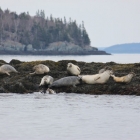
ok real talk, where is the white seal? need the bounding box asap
[98,66,112,74]
[30,64,50,75]
[0,64,18,76]
[80,70,113,84]
[111,72,136,83]
[46,88,56,94]
[67,63,81,76]
[39,75,54,86]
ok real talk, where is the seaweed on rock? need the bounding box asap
[0,59,139,95]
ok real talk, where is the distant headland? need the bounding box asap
[0,8,110,55]
[102,43,140,54]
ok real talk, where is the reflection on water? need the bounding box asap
[0,93,140,140]
[0,54,140,63]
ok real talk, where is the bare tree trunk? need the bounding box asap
[0,13,3,45]
[14,19,19,46]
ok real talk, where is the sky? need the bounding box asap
[1,0,140,48]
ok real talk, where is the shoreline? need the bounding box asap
[0,59,139,95]
[0,50,111,55]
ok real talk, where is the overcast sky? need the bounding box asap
[1,0,140,47]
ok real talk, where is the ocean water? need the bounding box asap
[1,54,140,63]
[0,93,140,140]
[0,54,140,140]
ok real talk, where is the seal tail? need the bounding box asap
[78,75,82,79]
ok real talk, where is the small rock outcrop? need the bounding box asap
[0,59,139,95]
[0,41,110,55]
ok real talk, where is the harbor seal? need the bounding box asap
[30,64,50,75]
[80,70,113,84]
[0,64,18,76]
[39,75,54,86]
[98,66,112,74]
[111,72,136,83]
[40,88,56,94]
[46,88,56,94]
[67,63,81,76]
[49,76,81,88]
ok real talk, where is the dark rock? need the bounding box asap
[0,60,7,65]
[0,87,6,93]
[9,59,22,65]
[0,59,139,95]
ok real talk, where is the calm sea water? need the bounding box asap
[0,93,140,140]
[1,54,140,63]
[0,54,140,140]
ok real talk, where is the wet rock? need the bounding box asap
[0,60,7,65]
[9,59,22,65]
[0,59,139,95]
[0,87,6,93]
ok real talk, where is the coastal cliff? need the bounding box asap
[0,59,139,95]
[0,41,110,55]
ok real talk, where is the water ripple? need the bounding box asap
[0,93,140,140]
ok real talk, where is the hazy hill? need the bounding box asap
[104,43,140,53]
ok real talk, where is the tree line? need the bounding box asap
[0,8,91,49]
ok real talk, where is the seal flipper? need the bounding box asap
[29,72,36,75]
[5,72,10,76]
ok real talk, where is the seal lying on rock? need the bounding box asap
[39,75,54,86]
[67,63,81,76]
[49,76,81,88]
[98,66,112,74]
[0,64,18,76]
[30,64,50,75]
[80,70,113,84]
[111,72,136,83]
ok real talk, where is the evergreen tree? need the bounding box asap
[0,8,91,49]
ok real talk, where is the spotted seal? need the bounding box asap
[49,76,81,88]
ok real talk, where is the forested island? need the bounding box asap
[0,8,109,55]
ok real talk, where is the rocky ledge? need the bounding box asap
[0,41,110,55]
[0,59,139,95]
